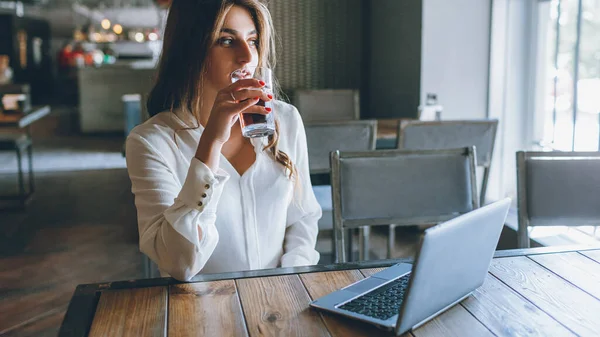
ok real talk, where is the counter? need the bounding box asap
[77,62,155,133]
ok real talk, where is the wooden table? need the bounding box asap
[0,105,51,206]
[376,118,414,149]
[0,105,51,129]
[59,245,600,337]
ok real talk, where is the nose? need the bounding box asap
[236,40,253,66]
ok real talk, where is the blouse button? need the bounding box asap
[205,184,211,189]
[198,201,203,207]
[202,193,207,198]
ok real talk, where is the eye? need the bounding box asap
[248,39,259,47]
[218,37,234,47]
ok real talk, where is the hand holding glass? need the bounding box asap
[230,67,275,138]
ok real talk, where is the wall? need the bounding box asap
[368,0,422,119]
[420,0,492,120]
[367,0,492,120]
[269,0,362,98]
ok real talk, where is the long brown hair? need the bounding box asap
[148,0,296,179]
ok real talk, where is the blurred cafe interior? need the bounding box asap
[1,0,600,336]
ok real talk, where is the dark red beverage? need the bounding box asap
[241,113,267,127]
[240,99,267,127]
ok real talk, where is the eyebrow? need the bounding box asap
[221,28,258,36]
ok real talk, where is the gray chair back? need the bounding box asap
[305,120,377,174]
[516,151,600,248]
[331,147,479,262]
[397,120,498,205]
[294,89,360,122]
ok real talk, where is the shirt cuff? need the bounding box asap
[177,158,229,213]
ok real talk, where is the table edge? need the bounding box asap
[79,245,600,291]
[0,105,51,128]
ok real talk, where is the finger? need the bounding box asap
[232,89,272,102]
[241,104,271,115]
[228,78,264,91]
[236,96,261,111]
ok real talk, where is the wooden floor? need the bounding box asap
[0,134,420,336]
[0,166,145,337]
[0,131,145,337]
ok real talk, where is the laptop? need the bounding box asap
[310,198,511,335]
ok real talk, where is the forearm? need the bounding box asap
[195,130,224,172]
[127,133,230,280]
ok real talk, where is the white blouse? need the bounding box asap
[125,101,321,281]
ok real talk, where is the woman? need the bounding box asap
[125,0,321,281]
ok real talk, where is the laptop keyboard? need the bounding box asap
[339,274,410,320]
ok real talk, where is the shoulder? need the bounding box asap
[126,111,188,161]
[127,111,182,148]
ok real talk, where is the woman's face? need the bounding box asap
[205,5,260,91]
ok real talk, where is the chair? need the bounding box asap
[0,133,34,207]
[293,89,360,122]
[516,151,600,248]
[143,255,160,279]
[397,120,498,206]
[306,120,377,175]
[305,120,377,262]
[331,147,479,262]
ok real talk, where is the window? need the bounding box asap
[529,0,600,245]
[537,0,600,151]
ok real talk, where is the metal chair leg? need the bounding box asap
[517,223,530,249]
[480,167,490,206]
[388,224,396,259]
[346,228,353,262]
[333,222,346,263]
[150,261,159,278]
[16,147,25,202]
[359,226,370,260]
[143,255,151,278]
[27,143,34,193]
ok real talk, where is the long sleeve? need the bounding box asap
[281,111,322,267]
[125,133,229,281]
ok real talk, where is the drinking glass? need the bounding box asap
[230,67,275,138]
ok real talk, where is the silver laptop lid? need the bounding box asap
[396,198,511,334]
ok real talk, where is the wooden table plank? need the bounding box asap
[300,270,364,300]
[580,249,600,264]
[168,280,248,337]
[88,286,167,337]
[530,252,600,301]
[461,274,575,337]
[377,119,401,140]
[490,256,600,336]
[236,275,330,337]
[360,268,386,277]
[300,270,409,337]
[412,305,494,337]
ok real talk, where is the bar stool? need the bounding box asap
[0,133,34,206]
